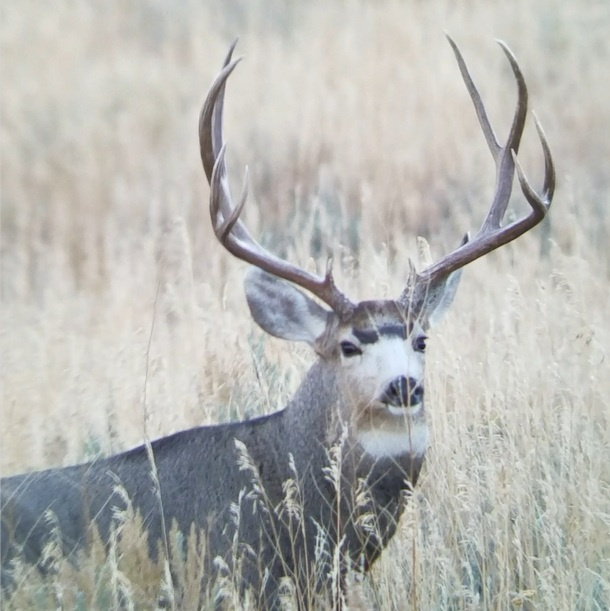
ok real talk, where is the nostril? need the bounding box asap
[382,376,424,407]
[384,376,407,406]
[409,381,424,406]
[383,376,424,407]
[383,377,424,407]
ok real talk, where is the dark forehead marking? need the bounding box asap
[352,323,409,344]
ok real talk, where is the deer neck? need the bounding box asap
[283,360,428,472]
[284,360,340,442]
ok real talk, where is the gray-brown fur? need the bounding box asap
[1,316,423,609]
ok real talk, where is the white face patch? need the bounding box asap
[338,323,430,459]
[356,420,429,459]
[342,335,425,407]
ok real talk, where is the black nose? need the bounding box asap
[382,376,424,407]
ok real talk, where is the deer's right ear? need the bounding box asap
[244,268,331,345]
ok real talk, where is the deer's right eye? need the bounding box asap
[340,341,362,358]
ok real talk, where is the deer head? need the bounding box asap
[199,37,555,459]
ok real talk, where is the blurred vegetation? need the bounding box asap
[1,0,609,608]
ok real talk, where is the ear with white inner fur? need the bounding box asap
[425,269,463,328]
[244,268,331,345]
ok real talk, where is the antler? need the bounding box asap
[401,36,556,309]
[199,41,355,318]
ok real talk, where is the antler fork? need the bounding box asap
[199,41,355,318]
[401,36,556,309]
[200,38,555,317]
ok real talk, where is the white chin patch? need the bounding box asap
[357,422,429,460]
[387,403,423,417]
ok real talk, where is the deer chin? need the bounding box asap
[354,399,428,459]
[386,402,424,418]
[357,399,425,423]
[356,420,429,459]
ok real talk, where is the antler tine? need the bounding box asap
[404,38,555,305]
[199,54,254,248]
[199,40,240,183]
[515,114,556,209]
[200,44,355,318]
[446,35,528,232]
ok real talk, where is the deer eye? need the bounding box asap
[340,341,362,358]
[413,336,427,352]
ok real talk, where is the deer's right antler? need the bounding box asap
[199,41,355,319]
[400,36,555,310]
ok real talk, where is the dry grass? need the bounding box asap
[1,0,609,609]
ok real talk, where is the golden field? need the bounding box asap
[1,0,609,608]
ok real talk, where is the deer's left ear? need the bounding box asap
[423,269,463,328]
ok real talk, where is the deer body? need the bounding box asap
[2,311,427,608]
[1,37,554,608]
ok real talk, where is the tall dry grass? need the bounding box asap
[1,0,609,609]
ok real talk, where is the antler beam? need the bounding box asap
[402,36,555,307]
[199,42,355,318]
[200,38,555,318]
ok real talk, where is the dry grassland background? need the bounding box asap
[1,0,609,609]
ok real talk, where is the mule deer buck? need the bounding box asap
[1,37,554,608]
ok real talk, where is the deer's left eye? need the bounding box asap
[413,336,427,352]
